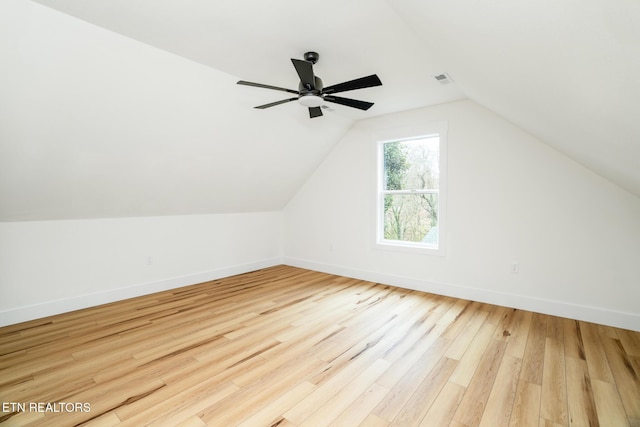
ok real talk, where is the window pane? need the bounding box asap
[383,142,408,190]
[383,137,439,191]
[383,193,438,244]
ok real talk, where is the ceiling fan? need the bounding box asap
[237,51,382,118]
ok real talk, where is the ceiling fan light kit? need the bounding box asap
[298,94,324,108]
[237,51,382,118]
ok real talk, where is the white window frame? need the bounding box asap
[375,121,447,256]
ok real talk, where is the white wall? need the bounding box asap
[283,100,640,331]
[0,212,282,326]
[2,100,639,331]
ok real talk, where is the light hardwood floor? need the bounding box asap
[1,265,639,426]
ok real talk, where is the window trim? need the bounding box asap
[374,121,448,256]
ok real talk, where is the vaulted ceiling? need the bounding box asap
[1,0,638,221]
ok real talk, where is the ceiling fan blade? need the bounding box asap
[309,107,323,118]
[323,95,374,111]
[255,98,298,109]
[237,80,299,95]
[291,59,316,90]
[322,74,382,95]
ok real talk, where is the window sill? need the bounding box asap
[374,241,445,256]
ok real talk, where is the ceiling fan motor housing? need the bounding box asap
[299,76,323,94]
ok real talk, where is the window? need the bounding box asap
[376,127,446,254]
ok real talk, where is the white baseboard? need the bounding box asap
[283,257,640,332]
[4,256,638,332]
[0,258,282,327]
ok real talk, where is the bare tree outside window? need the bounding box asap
[381,136,440,245]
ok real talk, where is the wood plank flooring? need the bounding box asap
[1,265,639,426]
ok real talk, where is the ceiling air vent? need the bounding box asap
[433,73,453,84]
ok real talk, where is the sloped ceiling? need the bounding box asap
[388,0,640,197]
[1,0,638,222]
[0,0,464,221]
